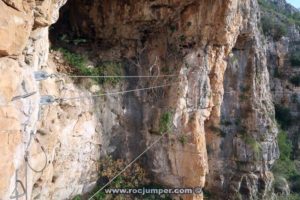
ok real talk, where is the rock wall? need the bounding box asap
[0,1,100,200]
[0,0,281,200]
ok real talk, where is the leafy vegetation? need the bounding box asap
[72,195,82,200]
[258,0,300,41]
[72,157,172,200]
[159,112,173,134]
[292,94,299,104]
[221,120,232,126]
[261,15,288,41]
[290,76,300,87]
[277,130,293,162]
[178,135,188,146]
[259,0,300,26]
[290,52,300,67]
[275,104,293,130]
[208,125,221,133]
[273,130,300,195]
[274,67,284,79]
[276,193,300,200]
[243,135,261,159]
[58,48,123,85]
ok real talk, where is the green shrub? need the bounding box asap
[273,23,288,41]
[208,125,221,133]
[59,48,88,72]
[82,157,172,200]
[178,135,188,146]
[273,130,298,181]
[274,67,283,78]
[261,15,273,35]
[259,0,300,27]
[274,176,288,193]
[221,120,232,126]
[86,157,147,199]
[290,52,300,67]
[276,193,300,200]
[273,129,300,194]
[261,15,288,41]
[159,112,173,134]
[275,104,293,130]
[72,195,82,200]
[243,135,261,159]
[291,94,299,104]
[58,48,123,85]
[96,61,123,85]
[290,76,300,87]
[273,159,298,183]
[290,174,300,193]
[277,130,293,161]
[179,34,186,42]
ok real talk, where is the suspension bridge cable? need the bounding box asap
[88,131,168,200]
[59,81,181,102]
[64,74,180,78]
[34,71,182,81]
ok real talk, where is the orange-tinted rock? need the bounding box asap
[0,0,32,56]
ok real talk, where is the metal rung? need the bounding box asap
[34,71,55,81]
[10,180,26,199]
[39,95,56,105]
[11,92,37,101]
[34,71,49,81]
[10,169,26,200]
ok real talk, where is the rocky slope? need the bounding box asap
[0,0,284,200]
[259,0,300,198]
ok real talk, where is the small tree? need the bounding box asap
[290,52,300,67]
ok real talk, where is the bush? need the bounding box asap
[277,130,293,162]
[274,176,289,195]
[273,23,288,41]
[72,195,82,200]
[273,130,298,184]
[96,61,123,85]
[243,135,261,159]
[86,157,148,199]
[276,193,300,200]
[59,48,88,72]
[290,76,300,87]
[261,15,288,41]
[275,104,293,130]
[178,135,188,146]
[259,0,300,27]
[290,52,300,67]
[58,48,123,85]
[291,94,299,104]
[159,112,173,134]
[261,15,273,35]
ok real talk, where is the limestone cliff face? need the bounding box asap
[0,1,100,199]
[0,0,280,200]
[260,0,300,197]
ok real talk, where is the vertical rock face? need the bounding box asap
[0,0,280,200]
[206,19,279,200]
[53,0,278,199]
[0,1,100,200]
[260,0,300,197]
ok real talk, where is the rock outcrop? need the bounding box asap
[0,0,100,199]
[260,0,300,198]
